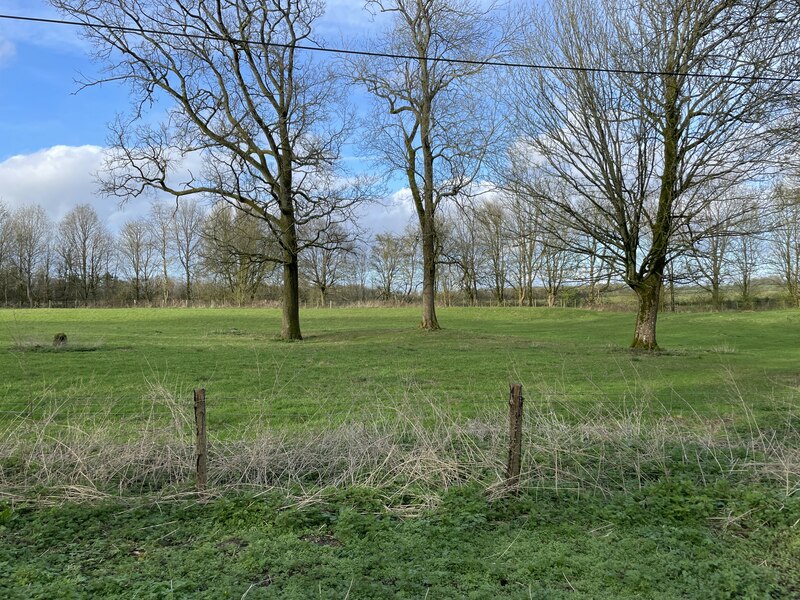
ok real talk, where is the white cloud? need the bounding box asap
[355,187,416,235]
[0,145,424,237]
[0,145,151,229]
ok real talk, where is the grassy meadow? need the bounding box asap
[2,306,800,424]
[2,307,799,598]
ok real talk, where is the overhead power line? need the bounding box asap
[0,11,797,83]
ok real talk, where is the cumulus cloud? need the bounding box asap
[355,187,416,236]
[0,145,151,229]
[0,145,416,235]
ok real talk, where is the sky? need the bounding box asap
[0,0,415,232]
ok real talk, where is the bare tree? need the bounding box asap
[172,199,204,306]
[540,229,577,307]
[511,0,798,348]
[500,188,542,307]
[0,201,9,305]
[729,207,765,307]
[52,0,367,339]
[148,202,175,306]
[300,221,354,306]
[9,205,51,307]
[350,0,500,329]
[201,202,276,305]
[438,201,482,305]
[370,233,405,301]
[119,218,157,303]
[683,192,750,310]
[475,200,508,305]
[57,204,113,306]
[770,184,800,307]
[579,232,615,308]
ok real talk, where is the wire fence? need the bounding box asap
[1,383,798,505]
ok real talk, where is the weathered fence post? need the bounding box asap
[194,388,207,492]
[506,383,524,488]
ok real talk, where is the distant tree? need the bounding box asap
[9,205,50,307]
[0,201,9,305]
[500,189,542,307]
[371,233,405,301]
[475,200,508,305]
[201,203,276,306]
[770,184,800,307]
[438,202,482,305]
[172,200,205,306]
[149,202,175,307]
[683,192,749,310]
[729,204,765,307]
[119,218,157,303]
[342,239,371,304]
[396,225,421,302]
[300,222,354,307]
[57,204,113,306]
[540,229,576,307]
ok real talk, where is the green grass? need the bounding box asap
[2,484,798,599]
[2,307,799,598]
[1,306,799,425]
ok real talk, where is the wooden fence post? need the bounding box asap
[194,388,207,492]
[506,383,524,488]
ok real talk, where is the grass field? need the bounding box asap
[2,306,800,423]
[1,307,799,598]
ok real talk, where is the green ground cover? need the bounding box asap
[1,307,799,598]
[2,484,798,599]
[1,307,799,424]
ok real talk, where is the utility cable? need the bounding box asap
[0,12,797,83]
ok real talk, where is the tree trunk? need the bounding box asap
[420,218,440,330]
[631,275,662,350]
[185,266,192,307]
[711,285,722,311]
[282,257,302,340]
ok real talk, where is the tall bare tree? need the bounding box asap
[119,217,157,303]
[148,202,175,306]
[201,202,276,305]
[52,0,366,339]
[57,204,113,306]
[9,205,51,308]
[500,188,542,307]
[172,199,204,306]
[0,201,9,305]
[512,0,798,348]
[300,221,354,306]
[350,0,500,329]
[438,203,482,305]
[770,184,800,307]
[475,200,508,305]
[370,232,405,301]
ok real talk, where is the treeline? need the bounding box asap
[2,184,799,309]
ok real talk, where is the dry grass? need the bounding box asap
[1,383,798,508]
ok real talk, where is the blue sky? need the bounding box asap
[0,1,130,158]
[0,0,414,231]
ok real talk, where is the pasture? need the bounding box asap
[1,307,799,598]
[2,306,800,423]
